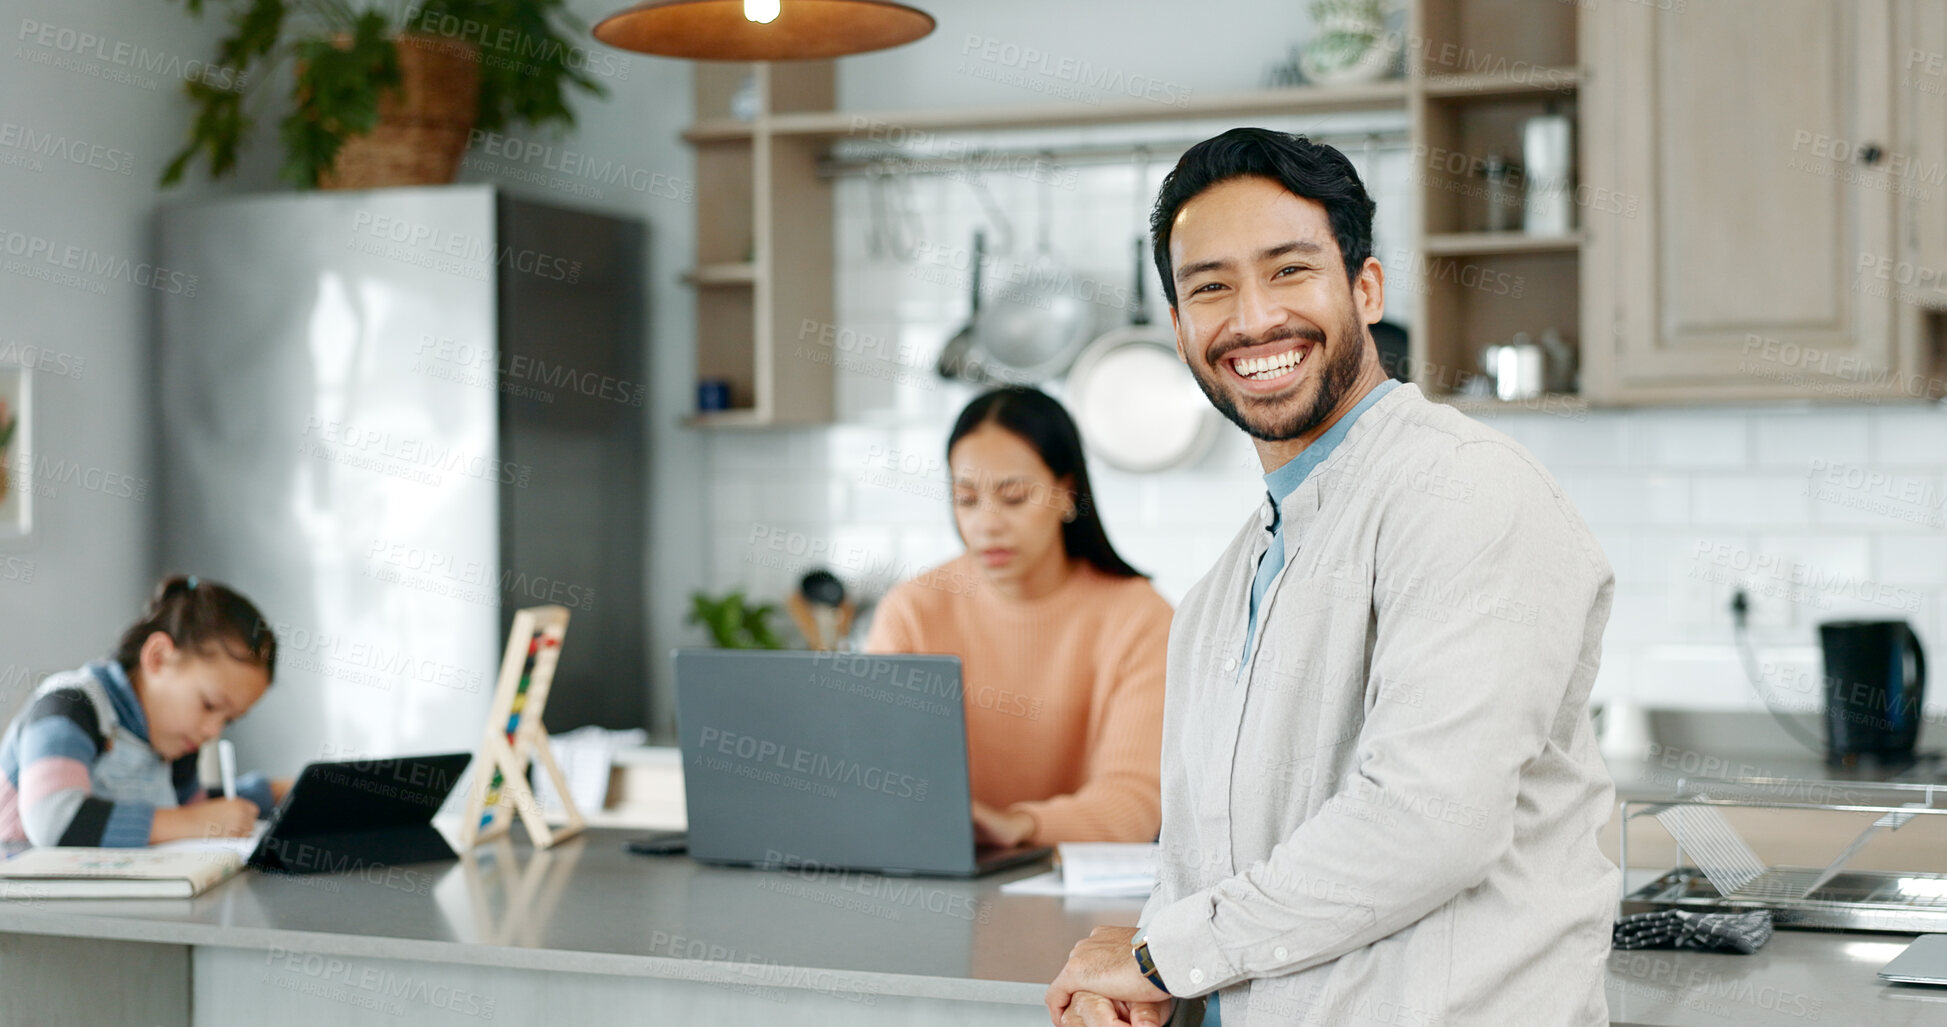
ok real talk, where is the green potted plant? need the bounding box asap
[162,0,606,189]
[687,591,785,650]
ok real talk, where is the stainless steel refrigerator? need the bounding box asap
[157,186,647,778]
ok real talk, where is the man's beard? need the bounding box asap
[1188,312,1370,442]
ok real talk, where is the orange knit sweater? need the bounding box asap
[865,554,1171,845]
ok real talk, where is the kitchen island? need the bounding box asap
[1,828,1942,1025]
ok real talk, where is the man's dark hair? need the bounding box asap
[1149,128,1377,308]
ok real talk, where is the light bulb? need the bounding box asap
[743,0,780,24]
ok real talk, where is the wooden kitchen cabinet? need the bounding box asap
[1903,0,1947,322]
[1409,0,1589,410]
[1583,0,1945,403]
[683,61,838,427]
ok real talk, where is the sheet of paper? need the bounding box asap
[1057,842,1158,895]
[999,869,1068,895]
[998,844,1159,897]
[535,726,649,820]
[151,821,269,859]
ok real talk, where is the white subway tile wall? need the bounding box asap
[702,131,1947,715]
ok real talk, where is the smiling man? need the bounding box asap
[1046,128,1618,1026]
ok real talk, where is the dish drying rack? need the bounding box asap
[1620,776,1947,934]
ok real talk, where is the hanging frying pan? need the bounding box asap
[967,155,1096,382]
[1067,235,1222,473]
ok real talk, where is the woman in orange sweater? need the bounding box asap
[866,386,1171,848]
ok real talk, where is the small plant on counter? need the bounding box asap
[687,591,785,650]
[161,0,605,188]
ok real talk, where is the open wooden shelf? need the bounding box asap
[684,80,1410,144]
[1412,0,1589,411]
[682,262,758,287]
[1423,231,1584,257]
[677,1,1596,425]
[1423,67,1580,100]
[682,408,772,429]
[1435,392,1587,415]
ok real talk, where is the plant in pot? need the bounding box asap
[162,0,606,189]
[687,591,785,650]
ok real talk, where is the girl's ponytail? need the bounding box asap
[113,575,277,682]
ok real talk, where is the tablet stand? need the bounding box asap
[458,605,584,850]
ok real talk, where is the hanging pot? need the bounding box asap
[1067,236,1222,474]
[968,159,1095,382]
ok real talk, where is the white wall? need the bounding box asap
[447,3,703,739]
[6,0,1942,747]
[0,0,703,736]
[691,3,1947,739]
[0,0,253,713]
[705,145,1947,726]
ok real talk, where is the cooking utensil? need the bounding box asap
[1820,619,1928,766]
[1067,162,1222,474]
[936,230,987,381]
[1523,111,1573,235]
[1538,328,1577,393]
[1479,335,1544,401]
[970,156,1095,381]
[1371,320,1410,381]
[786,569,855,651]
[866,164,921,262]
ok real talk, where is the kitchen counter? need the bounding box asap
[3,828,1943,1025]
[0,828,1118,1026]
[1607,749,1947,802]
[1607,927,1946,1025]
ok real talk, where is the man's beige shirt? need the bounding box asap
[1140,382,1618,1026]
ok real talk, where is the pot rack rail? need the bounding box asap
[817,129,1412,180]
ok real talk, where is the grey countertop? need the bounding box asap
[1607,929,1947,1026]
[0,829,1128,1006]
[4,828,1945,1022]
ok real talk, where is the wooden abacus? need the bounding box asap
[457,605,584,850]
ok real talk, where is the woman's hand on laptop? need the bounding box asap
[972,800,1034,848]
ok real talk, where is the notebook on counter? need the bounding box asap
[0,847,242,899]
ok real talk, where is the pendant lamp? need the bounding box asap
[594,0,935,61]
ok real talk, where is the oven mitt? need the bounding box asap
[1612,909,1773,954]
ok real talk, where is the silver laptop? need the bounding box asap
[1879,933,1947,985]
[672,649,1051,877]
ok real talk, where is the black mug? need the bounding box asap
[1819,620,1927,766]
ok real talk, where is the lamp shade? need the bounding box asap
[593,0,935,61]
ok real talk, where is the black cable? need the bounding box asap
[1729,588,1826,757]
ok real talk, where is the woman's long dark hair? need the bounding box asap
[947,387,1144,579]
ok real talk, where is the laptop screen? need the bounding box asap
[673,649,978,875]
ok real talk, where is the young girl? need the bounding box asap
[0,575,282,847]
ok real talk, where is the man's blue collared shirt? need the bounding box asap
[1240,379,1398,663]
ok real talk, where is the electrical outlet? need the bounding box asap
[1675,575,1731,632]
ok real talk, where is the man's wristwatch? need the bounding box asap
[1132,936,1169,995]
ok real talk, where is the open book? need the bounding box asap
[0,846,242,899]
